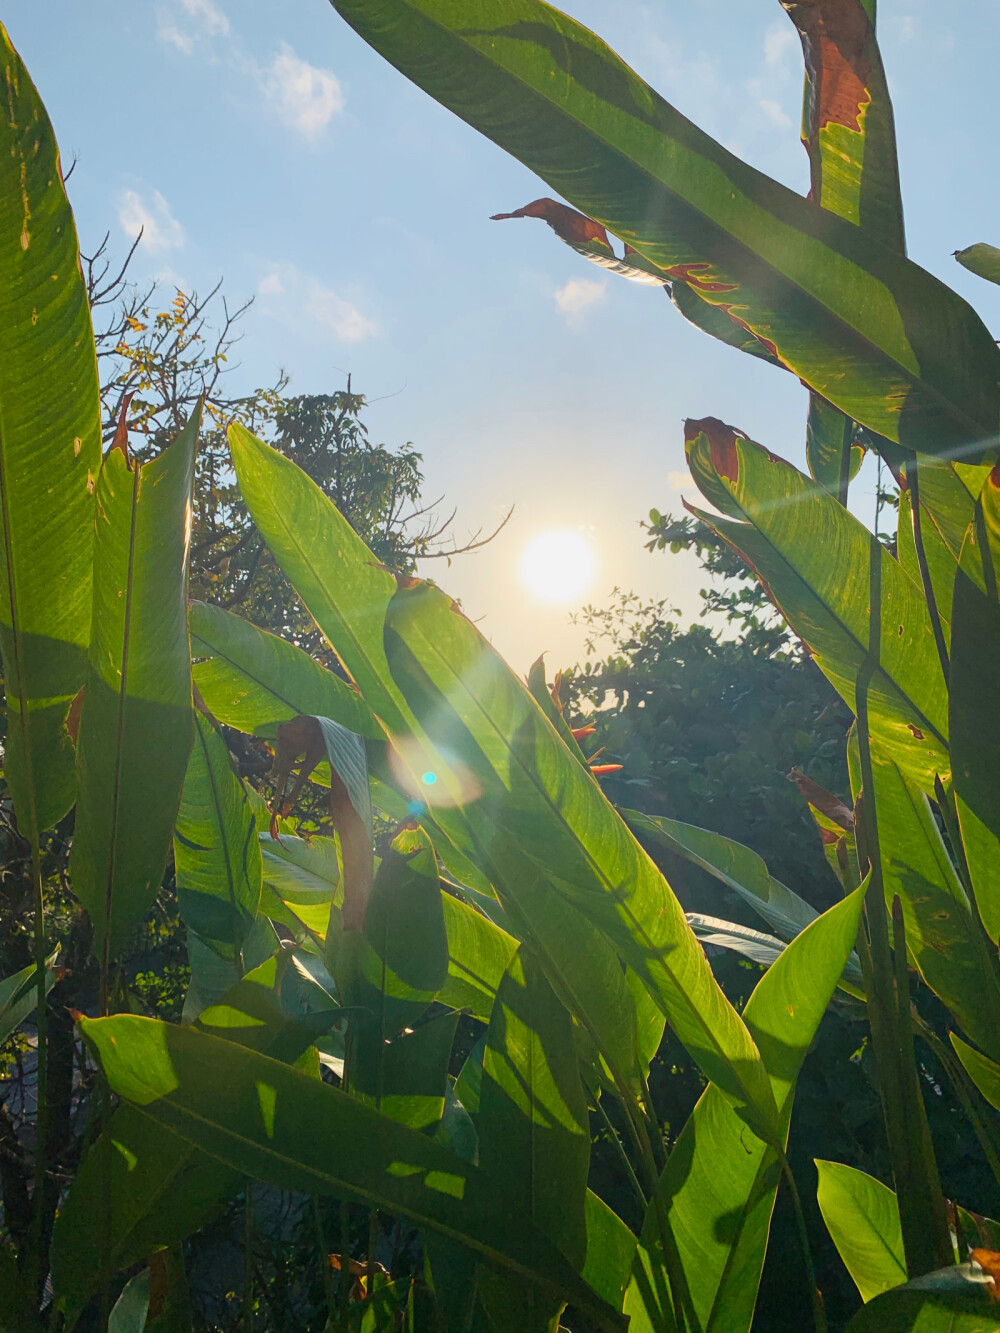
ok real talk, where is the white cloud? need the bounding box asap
[553,277,606,327]
[258,272,285,296]
[262,43,344,138]
[117,188,185,253]
[758,97,793,129]
[157,0,229,53]
[306,281,378,342]
[764,25,798,67]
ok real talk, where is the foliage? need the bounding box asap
[3,2,1000,1332]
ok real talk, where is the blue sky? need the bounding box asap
[8,0,1000,670]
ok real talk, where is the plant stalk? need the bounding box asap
[912,1010,1000,1192]
[906,454,950,685]
[779,1151,827,1333]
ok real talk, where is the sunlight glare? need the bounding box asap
[520,529,596,604]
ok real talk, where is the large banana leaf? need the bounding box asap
[327,0,1000,458]
[685,418,948,790]
[788,0,903,493]
[384,578,779,1139]
[625,884,866,1333]
[786,0,903,247]
[475,947,591,1329]
[843,1270,995,1331]
[173,710,263,961]
[950,471,1000,942]
[190,600,381,739]
[79,1013,625,1330]
[51,955,320,1315]
[0,26,101,839]
[71,414,198,961]
[437,891,518,1022]
[227,424,407,730]
[226,426,730,1120]
[865,744,1000,1060]
[815,1159,906,1304]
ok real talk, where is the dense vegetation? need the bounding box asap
[4,2,1000,1331]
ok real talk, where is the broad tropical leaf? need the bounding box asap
[865,744,1000,1060]
[52,955,320,1315]
[79,1014,625,1330]
[384,578,779,1139]
[190,599,381,739]
[816,1160,907,1303]
[0,953,60,1045]
[173,710,263,961]
[327,0,1000,458]
[0,25,101,838]
[951,1035,1000,1116]
[625,884,867,1333]
[628,809,819,941]
[685,418,948,789]
[475,947,591,1329]
[844,1266,996,1331]
[950,470,1000,943]
[71,413,198,962]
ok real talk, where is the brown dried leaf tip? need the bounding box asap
[684,417,741,486]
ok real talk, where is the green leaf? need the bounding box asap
[951,1034,1000,1115]
[685,419,948,790]
[0,953,60,1045]
[955,243,1000,287]
[384,578,778,1139]
[475,948,591,1329]
[787,0,904,247]
[627,809,819,941]
[190,599,381,739]
[80,1013,625,1330]
[0,25,102,838]
[867,744,1000,1060]
[625,884,867,1333]
[353,1010,460,1130]
[108,1269,150,1333]
[328,0,1000,458]
[897,487,956,647]
[844,1266,995,1331]
[174,710,262,961]
[51,953,316,1314]
[816,1160,907,1303]
[437,891,518,1023]
[950,471,1000,943]
[71,413,198,961]
[227,423,406,729]
[331,825,448,1037]
[582,1192,637,1315]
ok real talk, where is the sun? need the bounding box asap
[520,529,596,604]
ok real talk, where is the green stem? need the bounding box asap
[337,1198,352,1331]
[912,1010,1000,1192]
[779,1152,826,1333]
[855,534,951,1276]
[589,1083,647,1213]
[314,1198,334,1324]
[906,454,950,685]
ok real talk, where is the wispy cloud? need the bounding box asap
[258,272,285,296]
[260,43,344,138]
[157,0,229,54]
[305,279,379,342]
[758,97,793,129]
[117,188,185,253]
[554,276,606,328]
[764,25,798,67]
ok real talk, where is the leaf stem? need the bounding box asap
[778,1152,827,1333]
[905,454,949,685]
[243,1179,254,1331]
[28,829,48,1301]
[912,1009,1000,1192]
[588,1082,646,1213]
